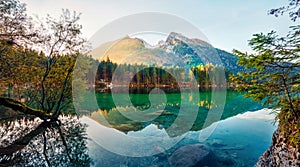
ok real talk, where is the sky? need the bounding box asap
[22,0,295,53]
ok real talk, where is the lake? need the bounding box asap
[0,90,277,166]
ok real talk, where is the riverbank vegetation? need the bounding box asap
[231,0,300,150]
[230,25,300,149]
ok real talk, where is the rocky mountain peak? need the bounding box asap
[165,32,211,47]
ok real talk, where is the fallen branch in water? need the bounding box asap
[0,96,53,120]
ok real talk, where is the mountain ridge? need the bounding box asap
[89,32,243,73]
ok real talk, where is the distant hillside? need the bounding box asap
[89,37,144,63]
[90,32,244,74]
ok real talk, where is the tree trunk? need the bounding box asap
[0,96,52,120]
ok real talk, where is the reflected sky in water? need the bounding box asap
[84,108,276,167]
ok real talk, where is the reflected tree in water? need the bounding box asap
[0,116,92,166]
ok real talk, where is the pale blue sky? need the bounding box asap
[22,0,295,53]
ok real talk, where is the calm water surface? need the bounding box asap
[0,90,277,166]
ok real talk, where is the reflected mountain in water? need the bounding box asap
[88,90,263,135]
[0,116,92,166]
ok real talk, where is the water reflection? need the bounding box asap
[90,91,263,134]
[0,90,269,166]
[83,109,276,167]
[0,116,92,166]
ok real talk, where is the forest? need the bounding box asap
[94,56,230,90]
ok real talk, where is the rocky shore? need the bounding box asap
[256,129,300,167]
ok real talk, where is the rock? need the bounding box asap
[255,129,300,167]
[168,144,217,167]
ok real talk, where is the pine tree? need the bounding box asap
[231,26,300,148]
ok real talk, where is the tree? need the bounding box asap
[0,0,41,100]
[269,0,300,21]
[0,0,88,121]
[33,9,87,117]
[0,0,35,45]
[231,25,300,147]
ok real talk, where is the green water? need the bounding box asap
[87,90,263,133]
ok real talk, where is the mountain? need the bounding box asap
[159,32,244,73]
[90,32,244,73]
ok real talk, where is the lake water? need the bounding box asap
[82,108,276,167]
[0,90,277,166]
